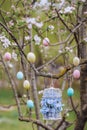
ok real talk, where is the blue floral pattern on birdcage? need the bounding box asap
[40,87,63,120]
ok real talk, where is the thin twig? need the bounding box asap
[55,9,72,32]
[70,97,79,117]
[50,19,87,46]
[55,116,66,130]
[37,53,61,70]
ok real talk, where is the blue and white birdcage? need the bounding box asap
[40,87,63,120]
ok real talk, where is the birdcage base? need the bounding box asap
[42,113,62,120]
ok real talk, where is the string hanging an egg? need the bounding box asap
[40,86,63,120]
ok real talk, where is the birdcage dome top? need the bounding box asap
[42,87,62,98]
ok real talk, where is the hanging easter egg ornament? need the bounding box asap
[67,88,74,97]
[40,87,63,120]
[73,69,80,79]
[23,80,30,90]
[27,52,36,63]
[27,100,34,109]
[17,71,24,80]
[73,57,80,66]
[4,52,11,61]
[43,37,50,46]
[58,66,66,75]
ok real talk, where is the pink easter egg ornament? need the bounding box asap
[4,52,11,61]
[43,37,49,46]
[73,70,80,79]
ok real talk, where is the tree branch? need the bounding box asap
[55,9,72,32]
[70,97,79,117]
[19,117,53,130]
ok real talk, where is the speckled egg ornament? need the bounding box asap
[73,57,80,66]
[43,37,49,46]
[67,88,74,97]
[27,100,34,109]
[73,70,80,79]
[16,71,24,80]
[4,52,11,61]
[27,52,36,63]
[23,80,30,90]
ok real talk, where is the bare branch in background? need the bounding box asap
[0,53,22,117]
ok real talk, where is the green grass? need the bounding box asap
[0,87,15,105]
[0,87,36,130]
[0,108,35,130]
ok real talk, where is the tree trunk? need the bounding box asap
[74,0,87,129]
[74,115,86,130]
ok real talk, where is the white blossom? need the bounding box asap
[26,18,36,24]
[33,0,50,9]
[84,11,87,15]
[65,47,70,51]
[38,90,43,94]
[6,61,13,68]
[8,63,13,68]
[48,25,54,30]
[80,0,86,2]
[23,94,27,98]
[40,0,48,6]
[0,34,11,48]
[25,36,30,41]
[11,5,15,10]
[59,50,63,54]
[83,37,87,42]
[34,35,41,45]
[35,22,43,28]
[9,20,14,26]
[69,49,73,53]
[28,24,32,29]
[12,51,18,61]
[25,17,43,28]
[66,113,69,117]
[64,6,75,14]
[59,10,64,14]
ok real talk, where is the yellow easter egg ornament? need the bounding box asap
[58,66,66,75]
[23,80,30,90]
[73,57,80,66]
[27,52,36,63]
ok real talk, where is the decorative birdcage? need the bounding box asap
[40,87,63,120]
